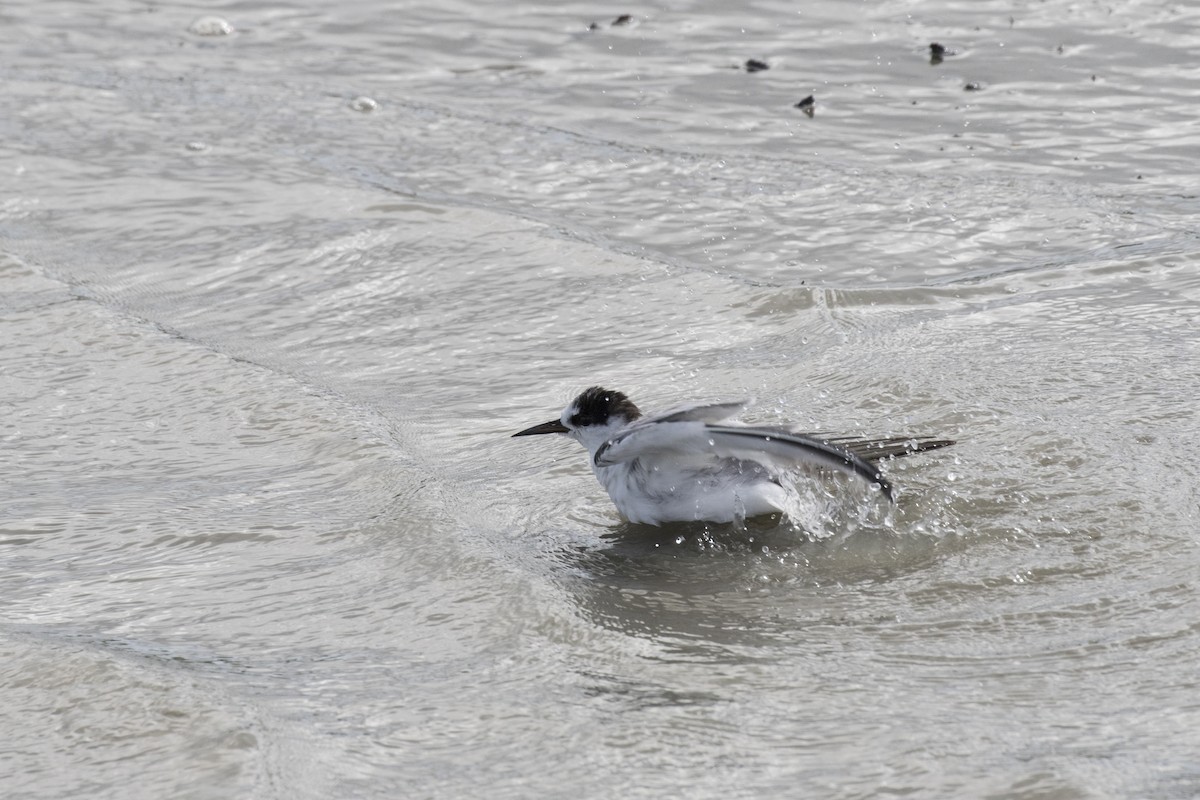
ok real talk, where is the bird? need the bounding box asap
[512,386,954,526]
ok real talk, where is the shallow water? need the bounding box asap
[3,0,1199,797]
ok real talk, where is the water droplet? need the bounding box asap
[349,96,378,113]
[189,16,234,36]
[185,141,209,152]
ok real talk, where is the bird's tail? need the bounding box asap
[823,436,956,463]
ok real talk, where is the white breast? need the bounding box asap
[593,458,790,525]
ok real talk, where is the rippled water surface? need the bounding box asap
[3,0,1200,797]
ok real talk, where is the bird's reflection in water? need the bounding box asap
[556,510,956,661]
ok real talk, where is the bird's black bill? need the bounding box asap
[512,419,569,437]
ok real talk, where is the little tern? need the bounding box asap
[513,386,954,526]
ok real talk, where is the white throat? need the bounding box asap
[569,418,631,462]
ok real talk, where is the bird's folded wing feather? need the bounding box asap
[594,422,892,500]
[705,426,891,499]
[650,399,752,424]
[593,420,716,465]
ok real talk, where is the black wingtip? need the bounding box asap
[874,472,895,502]
[827,435,957,463]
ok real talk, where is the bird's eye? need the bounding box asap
[569,414,582,427]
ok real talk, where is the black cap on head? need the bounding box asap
[567,387,641,428]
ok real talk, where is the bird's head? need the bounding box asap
[512,386,642,454]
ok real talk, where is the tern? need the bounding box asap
[513,386,954,526]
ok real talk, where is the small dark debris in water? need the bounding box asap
[1091,74,1097,81]
[1137,175,1143,180]
[589,14,632,29]
[1056,44,1064,54]
[744,58,770,72]
[964,81,982,91]
[929,42,957,65]
[794,94,815,116]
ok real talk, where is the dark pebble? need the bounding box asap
[612,14,632,25]
[745,59,770,72]
[795,94,815,116]
[964,82,982,91]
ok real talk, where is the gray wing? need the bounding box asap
[595,420,893,501]
[704,426,893,500]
